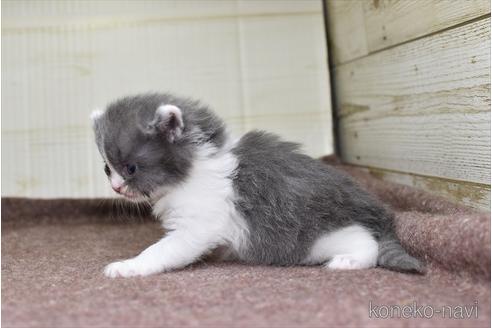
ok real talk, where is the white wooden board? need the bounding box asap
[335,17,490,185]
[361,167,490,211]
[2,0,332,198]
[326,0,490,65]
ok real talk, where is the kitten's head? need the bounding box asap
[91,93,226,202]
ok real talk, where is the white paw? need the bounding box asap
[326,254,373,270]
[104,259,159,278]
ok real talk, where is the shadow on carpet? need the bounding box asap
[2,162,490,328]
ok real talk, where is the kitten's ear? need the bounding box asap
[148,104,184,143]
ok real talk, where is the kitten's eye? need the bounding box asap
[126,164,137,175]
[104,164,111,176]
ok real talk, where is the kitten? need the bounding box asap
[91,93,423,278]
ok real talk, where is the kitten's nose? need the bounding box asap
[110,174,125,194]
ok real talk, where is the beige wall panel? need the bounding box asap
[2,0,321,29]
[335,17,490,185]
[363,0,490,52]
[326,0,490,65]
[362,167,490,211]
[2,0,332,198]
[325,0,369,65]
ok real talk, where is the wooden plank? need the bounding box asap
[361,167,490,211]
[335,17,490,185]
[363,0,491,52]
[325,0,369,65]
[325,0,490,65]
[2,0,322,32]
[2,0,332,198]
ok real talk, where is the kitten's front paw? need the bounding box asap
[104,260,137,278]
[104,259,155,278]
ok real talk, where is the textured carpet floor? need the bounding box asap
[2,162,490,328]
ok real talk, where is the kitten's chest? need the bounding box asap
[152,179,232,227]
[151,152,246,238]
[150,152,249,254]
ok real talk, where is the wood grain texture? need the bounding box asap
[335,17,490,185]
[325,0,368,65]
[326,0,491,65]
[363,0,490,53]
[361,167,490,211]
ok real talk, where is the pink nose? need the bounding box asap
[112,186,122,193]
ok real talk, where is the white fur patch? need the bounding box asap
[90,109,104,121]
[153,142,249,253]
[104,140,250,277]
[303,225,378,270]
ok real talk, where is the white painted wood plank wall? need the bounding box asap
[326,0,490,210]
[337,18,490,185]
[2,0,332,198]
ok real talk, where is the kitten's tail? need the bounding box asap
[377,232,425,274]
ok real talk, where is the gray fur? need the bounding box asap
[93,93,423,273]
[92,93,226,196]
[377,232,424,273]
[231,132,423,272]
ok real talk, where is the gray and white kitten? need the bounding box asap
[91,93,423,278]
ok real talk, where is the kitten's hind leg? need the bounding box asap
[326,252,377,270]
[304,225,379,270]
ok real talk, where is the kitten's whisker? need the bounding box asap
[137,202,145,223]
[110,197,117,223]
[117,197,126,223]
[122,198,130,223]
[132,200,139,222]
[114,197,119,222]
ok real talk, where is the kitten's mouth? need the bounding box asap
[116,186,144,201]
[121,192,147,203]
[122,192,138,199]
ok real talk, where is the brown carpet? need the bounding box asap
[2,161,490,328]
